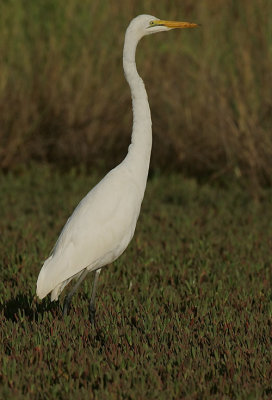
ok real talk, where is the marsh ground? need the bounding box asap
[0,167,271,399]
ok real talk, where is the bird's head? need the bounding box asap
[127,14,199,41]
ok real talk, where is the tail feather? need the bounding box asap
[50,276,74,301]
[36,253,84,301]
[36,255,57,300]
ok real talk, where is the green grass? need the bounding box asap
[0,166,272,399]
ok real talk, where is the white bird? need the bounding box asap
[36,15,198,322]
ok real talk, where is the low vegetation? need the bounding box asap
[0,166,271,399]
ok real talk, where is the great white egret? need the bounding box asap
[36,15,198,322]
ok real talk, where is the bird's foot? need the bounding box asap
[89,303,96,324]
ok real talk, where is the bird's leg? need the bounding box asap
[89,269,101,324]
[63,269,89,316]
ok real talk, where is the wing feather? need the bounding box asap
[36,167,142,299]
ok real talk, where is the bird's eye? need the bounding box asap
[149,21,155,26]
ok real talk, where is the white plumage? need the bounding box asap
[37,166,144,300]
[36,15,198,319]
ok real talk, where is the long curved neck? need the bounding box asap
[122,30,152,191]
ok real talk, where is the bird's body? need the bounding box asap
[37,162,146,300]
[36,15,198,319]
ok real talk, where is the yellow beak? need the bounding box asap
[155,20,199,29]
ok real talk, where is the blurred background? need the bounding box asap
[1,0,272,188]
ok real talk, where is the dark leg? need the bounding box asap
[63,269,89,316]
[89,269,101,324]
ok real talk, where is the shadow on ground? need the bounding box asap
[1,293,60,322]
